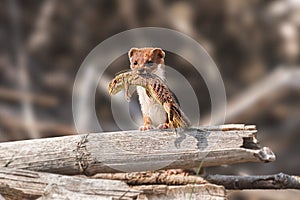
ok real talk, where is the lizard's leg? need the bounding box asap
[158,102,173,129]
[124,81,131,101]
[139,115,153,131]
[162,103,189,175]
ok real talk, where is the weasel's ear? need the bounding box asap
[152,48,165,59]
[128,48,138,58]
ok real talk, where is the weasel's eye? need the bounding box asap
[147,61,153,66]
[134,61,138,65]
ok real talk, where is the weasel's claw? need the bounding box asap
[157,123,170,129]
[139,125,153,131]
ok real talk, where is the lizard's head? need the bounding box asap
[128,48,165,75]
[108,76,124,95]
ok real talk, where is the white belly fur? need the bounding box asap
[137,65,166,126]
[137,86,166,126]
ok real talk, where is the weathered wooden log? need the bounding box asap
[0,124,275,175]
[0,167,141,200]
[0,167,226,200]
[133,184,226,200]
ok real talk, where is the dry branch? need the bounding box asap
[206,173,300,189]
[0,124,275,175]
[0,167,141,200]
[92,171,207,185]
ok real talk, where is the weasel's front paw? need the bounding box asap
[139,125,153,131]
[157,123,170,129]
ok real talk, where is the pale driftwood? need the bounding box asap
[92,171,207,185]
[0,167,141,200]
[206,173,300,189]
[133,184,226,200]
[0,167,226,200]
[0,124,275,175]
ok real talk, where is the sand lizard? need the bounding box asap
[108,70,191,129]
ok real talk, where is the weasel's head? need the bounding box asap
[128,48,165,75]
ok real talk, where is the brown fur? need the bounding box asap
[128,48,165,71]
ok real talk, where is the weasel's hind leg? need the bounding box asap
[139,115,154,131]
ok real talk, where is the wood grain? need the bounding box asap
[0,124,275,175]
[0,167,141,200]
[0,167,226,200]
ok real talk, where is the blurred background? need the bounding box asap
[0,0,299,198]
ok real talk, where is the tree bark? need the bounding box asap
[206,173,300,189]
[92,171,207,185]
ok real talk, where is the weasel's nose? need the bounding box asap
[137,65,147,70]
[138,63,147,67]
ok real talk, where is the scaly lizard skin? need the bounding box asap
[108,71,191,129]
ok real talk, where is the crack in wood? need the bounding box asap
[4,155,15,167]
[241,132,260,149]
[75,134,91,175]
